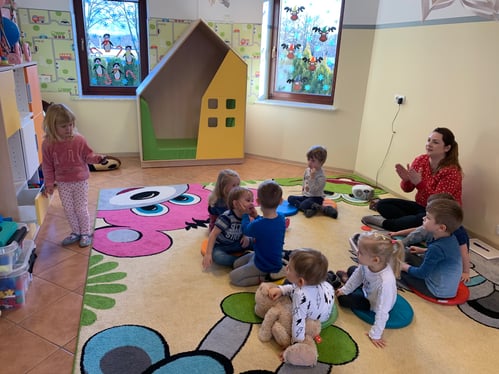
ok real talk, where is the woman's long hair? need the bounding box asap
[434,127,462,172]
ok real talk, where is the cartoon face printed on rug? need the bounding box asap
[94,184,210,257]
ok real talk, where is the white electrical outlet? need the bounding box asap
[395,95,405,104]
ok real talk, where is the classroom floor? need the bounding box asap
[0,156,308,374]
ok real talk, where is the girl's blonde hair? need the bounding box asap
[208,169,240,206]
[43,103,77,142]
[358,232,404,278]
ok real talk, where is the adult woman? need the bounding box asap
[362,127,462,231]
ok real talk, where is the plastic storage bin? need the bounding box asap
[0,239,36,309]
[0,223,29,274]
[0,241,22,274]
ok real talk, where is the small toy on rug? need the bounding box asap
[254,282,322,367]
[42,100,121,172]
[88,155,121,171]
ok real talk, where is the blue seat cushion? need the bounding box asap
[351,292,413,329]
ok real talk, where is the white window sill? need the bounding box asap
[255,99,336,111]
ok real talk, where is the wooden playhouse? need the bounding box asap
[136,19,247,167]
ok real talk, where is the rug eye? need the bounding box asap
[131,204,169,217]
[168,193,201,206]
[108,185,188,209]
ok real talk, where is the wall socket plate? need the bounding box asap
[395,95,405,104]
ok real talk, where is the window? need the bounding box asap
[73,0,148,95]
[265,0,344,105]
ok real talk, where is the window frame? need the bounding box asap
[267,0,345,105]
[73,0,149,96]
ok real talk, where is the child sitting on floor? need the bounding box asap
[389,193,470,282]
[400,198,463,299]
[208,169,241,231]
[336,231,404,348]
[287,145,337,218]
[229,180,286,286]
[269,248,335,363]
[202,187,254,270]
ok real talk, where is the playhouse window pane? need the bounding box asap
[74,0,148,95]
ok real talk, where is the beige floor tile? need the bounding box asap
[1,277,69,324]
[36,254,89,291]
[32,240,79,275]
[20,292,83,347]
[0,324,58,373]
[26,349,74,374]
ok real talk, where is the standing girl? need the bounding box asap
[208,169,241,231]
[42,104,106,247]
[335,232,404,348]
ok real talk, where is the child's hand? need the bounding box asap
[202,255,212,270]
[278,350,285,362]
[268,287,282,300]
[409,246,426,255]
[240,235,251,248]
[248,206,258,218]
[366,333,386,348]
[99,155,108,165]
[43,185,55,197]
[461,272,470,283]
[400,261,410,272]
[335,288,344,297]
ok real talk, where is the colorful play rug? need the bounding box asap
[74,181,499,374]
[75,182,359,373]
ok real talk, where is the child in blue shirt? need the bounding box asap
[400,198,463,299]
[229,180,286,286]
[390,192,470,282]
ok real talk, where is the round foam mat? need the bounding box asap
[277,201,298,217]
[352,293,414,329]
[411,281,469,305]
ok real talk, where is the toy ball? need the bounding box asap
[352,184,375,201]
[1,17,20,47]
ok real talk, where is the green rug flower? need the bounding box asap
[80,254,128,326]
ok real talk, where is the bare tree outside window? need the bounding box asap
[74,0,148,95]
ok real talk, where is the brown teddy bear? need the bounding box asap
[254,282,322,367]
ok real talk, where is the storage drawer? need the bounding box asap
[17,187,50,225]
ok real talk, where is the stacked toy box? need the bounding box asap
[0,222,36,310]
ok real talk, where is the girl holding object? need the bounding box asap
[42,104,106,248]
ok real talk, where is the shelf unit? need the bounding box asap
[0,62,49,231]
